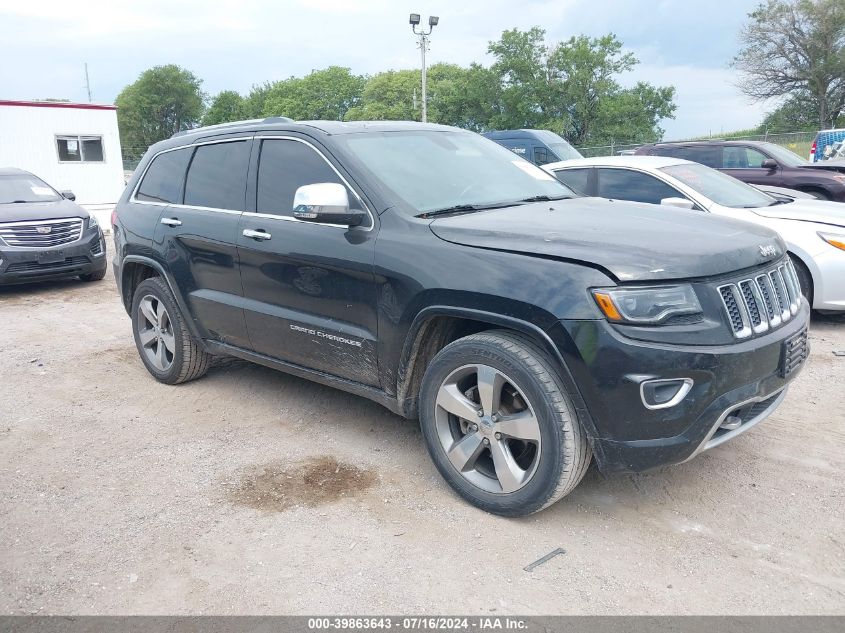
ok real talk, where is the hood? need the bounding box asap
[0,198,88,223]
[798,160,845,174]
[751,198,845,229]
[429,198,786,282]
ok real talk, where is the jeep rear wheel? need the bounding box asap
[131,277,212,384]
[419,330,591,516]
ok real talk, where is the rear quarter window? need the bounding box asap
[136,148,192,204]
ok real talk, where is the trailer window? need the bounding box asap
[56,135,105,163]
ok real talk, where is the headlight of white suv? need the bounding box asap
[591,284,702,324]
[818,231,845,252]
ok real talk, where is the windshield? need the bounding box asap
[336,131,575,214]
[0,174,61,204]
[759,142,809,167]
[534,130,583,161]
[660,163,778,209]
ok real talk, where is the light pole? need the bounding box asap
[409,13,439,123]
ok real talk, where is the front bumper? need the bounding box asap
[0,228,107,285]
[550,300,810,473]
[811,245,845,311]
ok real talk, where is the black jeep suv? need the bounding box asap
[112,120,810,516]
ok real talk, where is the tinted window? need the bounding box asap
[722,146,768,168]
[658,145,720,168]
[553,168,590,195]
[184,141,251,210]
[257,139,355,218]
[136,147,192,204]
[597,168,684,204]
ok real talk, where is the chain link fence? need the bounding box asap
[575,131,816,159]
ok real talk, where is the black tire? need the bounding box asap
[789,254,814,307]
[80,265,107,282]
[130,276,212,384]
[419,330,591,517]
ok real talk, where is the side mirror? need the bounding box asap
[660,197,695,210]
[761,158,778,170]
[60,190,76,201]
[292,183,364,227]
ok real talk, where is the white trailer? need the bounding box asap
[0,99,126,225]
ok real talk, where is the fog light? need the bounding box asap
[640,378,693,410]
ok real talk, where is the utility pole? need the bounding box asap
[84,63,92,103]
[409,14,439,123]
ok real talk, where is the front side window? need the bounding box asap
[596,168,685,205]
[56,135,104,163]
[136,147,192,204]
[0,173,61,204]
[184,141,251,210]
[256,139,361,220]
[533,147,551,166]
[722,146,768,169]
[336,131,572,214]
[553,168,591,195]
[661,163,776,209]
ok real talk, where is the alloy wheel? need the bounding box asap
[433,364,542,494]
[137,294,176,372]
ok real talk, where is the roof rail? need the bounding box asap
[171,116,295,139]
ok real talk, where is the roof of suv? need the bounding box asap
[642,139,773,148]
[153,118,461,153]
[0,167,31,177]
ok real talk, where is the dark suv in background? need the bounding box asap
[635,140,845,201]
[112,119,809,516]
[0,167,107,285]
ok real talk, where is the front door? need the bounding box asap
[721,145,777,186]
[236,136,380,386]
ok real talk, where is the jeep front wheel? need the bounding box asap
[419,330,591,517]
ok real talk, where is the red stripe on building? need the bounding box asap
[0,99,117,111]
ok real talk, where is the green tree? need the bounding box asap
[115,65,205,158]
[243,82,275,118]
[202,90,246,126]
[345,69,420,121]
[262,66,366,120]
[733,0,845,129]
[485,29,676,145]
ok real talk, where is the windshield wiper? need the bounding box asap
[1,200,31,204]
[518,194,571,202]
[417,201,521,219]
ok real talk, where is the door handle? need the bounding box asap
[160,217,182,227]
[243,229,272,241]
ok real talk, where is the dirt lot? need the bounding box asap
[1,267,844,615]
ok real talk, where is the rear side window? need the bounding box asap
[136,148,192,204]
[553,168,591,195]
[658,145,720,168]
[184,141,251,210]
[257,139,359,219]
[597,168,684,205]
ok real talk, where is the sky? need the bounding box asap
[0,0,775,141]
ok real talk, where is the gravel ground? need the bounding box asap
[1,267,843,615]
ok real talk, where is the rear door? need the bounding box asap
[550,167,594,196]
[236,136,380,386]
[152,137,252,348]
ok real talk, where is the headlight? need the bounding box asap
[819,231,845,251]
[87,215,99,230]
[592,284,702,324]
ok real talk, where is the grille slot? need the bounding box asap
[6,256,90,274]
[0,218,84,248]
[718,260,801,339]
